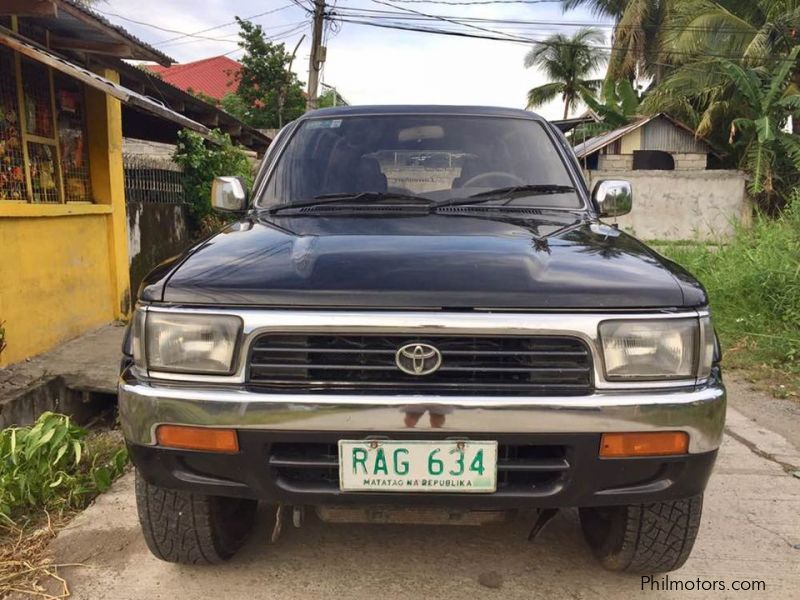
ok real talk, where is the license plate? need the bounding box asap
[338,440,498,493]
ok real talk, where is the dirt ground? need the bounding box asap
[39,381,799,600]
[724,377,800,449]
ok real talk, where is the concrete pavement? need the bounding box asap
[48,401,800,600]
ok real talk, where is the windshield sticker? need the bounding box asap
[307,119,342,129]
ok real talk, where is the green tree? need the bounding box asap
[317,88,349,108]
[220,92,249,121]
[172,129,253,232]
[524,28,605,119]
[233,17,305,129]
[563,0,672,83]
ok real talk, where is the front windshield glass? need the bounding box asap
[258,115,581,208]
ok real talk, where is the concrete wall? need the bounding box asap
[0,208,117,366]
[584,169,750,240]
[127,201,189,297]
[598,154,633,171]
[597,152,708,172]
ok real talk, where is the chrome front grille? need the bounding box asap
[247,334,592,395]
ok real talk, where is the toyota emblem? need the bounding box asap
[395,343,443,376]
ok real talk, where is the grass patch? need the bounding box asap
[657,201,800,398]
[0,413,128,598]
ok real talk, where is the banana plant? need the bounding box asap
[573,79,642,141]
[723,46,800,195]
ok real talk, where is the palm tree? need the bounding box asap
[524,28,605,119]
[563,0,672,84]
[665,0,798,64]
[663,0,800,131]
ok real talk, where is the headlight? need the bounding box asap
[599,318,707,381]
[133,311,242,375]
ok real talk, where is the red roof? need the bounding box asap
[148,56,241,101]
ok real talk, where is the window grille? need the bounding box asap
[55,74,91,202]
[0,47,25,201]
[123,154,186,205]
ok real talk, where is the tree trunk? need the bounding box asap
[563,98,570,120]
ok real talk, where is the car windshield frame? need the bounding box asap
[253,112,589,212]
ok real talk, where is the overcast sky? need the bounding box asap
[95,0,611,120]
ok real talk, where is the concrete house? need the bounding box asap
[573,114,749,241]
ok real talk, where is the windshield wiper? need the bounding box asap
[434,184,575,209]
[269,192,434,214]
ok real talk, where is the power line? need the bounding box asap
[95,9,247,42]
[333,2,799,58]
[154,4,299,46]
[335,16,800,63]
[94,6,308,47]
[158,20,310,50]
[368,0,535,43]
[222,24,307,56]
[383,0,563,4]
[332,5,775,34]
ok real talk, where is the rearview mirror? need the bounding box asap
[211,176,248,212]
[592,180,632,217]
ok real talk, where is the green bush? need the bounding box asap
[0,412,127,524]
[172,129,253,233]
[661,200,800,375]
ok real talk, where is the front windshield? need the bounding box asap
[258,115,581,208]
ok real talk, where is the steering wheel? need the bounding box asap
[462,171,526,188]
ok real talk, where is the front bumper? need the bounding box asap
[120,369,725,508]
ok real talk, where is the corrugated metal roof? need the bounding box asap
[573,113,711,158]
[573,116,655,158]
[0,30,205,134]
[148,56,241,100]
[42,0,173,65]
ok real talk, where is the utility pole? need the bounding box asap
[306,0,326,110]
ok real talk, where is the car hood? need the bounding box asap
[141,212,706,309]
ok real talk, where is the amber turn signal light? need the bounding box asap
[599,431,689,458]
[156,425,239,453]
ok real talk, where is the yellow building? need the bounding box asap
[0,0,208,366]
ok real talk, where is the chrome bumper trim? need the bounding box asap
[119,375,726,454]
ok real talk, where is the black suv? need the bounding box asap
[121,106,724,572]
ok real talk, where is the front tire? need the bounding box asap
[579,494,703,573]
[135,471,258,564]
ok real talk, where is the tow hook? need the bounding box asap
[527,508,559,542]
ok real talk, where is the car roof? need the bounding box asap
[303,105,546,121]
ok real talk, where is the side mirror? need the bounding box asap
[592,179,632,217]
[211,176,248,212]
